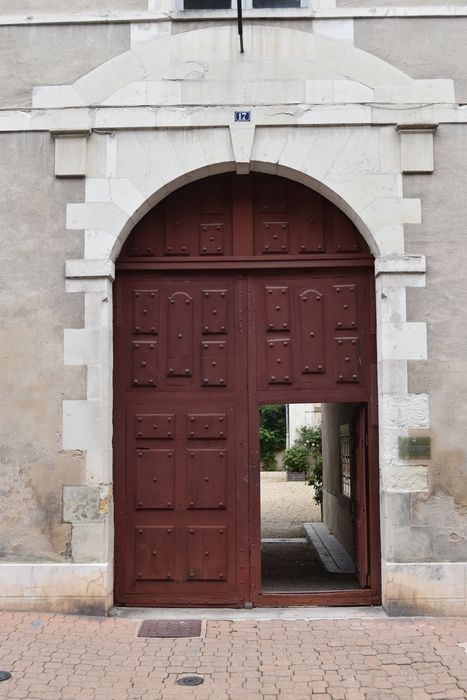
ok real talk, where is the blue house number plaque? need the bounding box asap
[234,111,251,122]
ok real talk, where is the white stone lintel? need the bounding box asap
[66,259,115,280]
[375,254,426,277]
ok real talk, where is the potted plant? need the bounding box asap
[282,443,310,481]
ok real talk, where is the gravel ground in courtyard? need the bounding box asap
[260,471,321,538]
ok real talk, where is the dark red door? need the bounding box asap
[114,173,380,607]
[114,273,250,606]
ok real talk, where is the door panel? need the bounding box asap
[251,272,372,398]
[114,274,249,606]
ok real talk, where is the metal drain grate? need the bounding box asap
[176,676,204,687]
[138,619,202,638]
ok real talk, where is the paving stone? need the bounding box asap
[0,613,465,699]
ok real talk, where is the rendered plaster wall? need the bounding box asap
[355,18,467,103]
[0,132,85,564]
[0,24,130,109]
[322,403,356,559]
[405,127,467,561]
[380,125,467,615]
[338,0,465,6]
[0,0,147,14]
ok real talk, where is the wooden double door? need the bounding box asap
[113,173,380,607]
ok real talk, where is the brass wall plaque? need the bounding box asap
[398,437,431,460]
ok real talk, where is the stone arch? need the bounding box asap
[69,125,410,264]
[35,24,446,110]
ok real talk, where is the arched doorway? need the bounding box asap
[113,173,380,607]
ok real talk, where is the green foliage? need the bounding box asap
[259,404,286,471]
[284,423,323,507]
[297,424,323,507]
[282,443,310,473]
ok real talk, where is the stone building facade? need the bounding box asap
[0,0,466,615]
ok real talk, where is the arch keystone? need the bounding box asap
[229,125,255,175]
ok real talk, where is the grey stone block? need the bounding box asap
[63,486,102,523]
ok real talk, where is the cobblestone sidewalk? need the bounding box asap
[0,611,466,699]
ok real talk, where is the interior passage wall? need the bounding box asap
[321,403,356,559]
[0,132,86,563]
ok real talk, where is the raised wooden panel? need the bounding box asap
[201,340,228,387]
[164,220,192,256]
[186,526,228,581]
[135,449,175,510]
[135,414,175,439]
[186,449,227,510]
[200,224,225,255]
[202,289,228,334]
[265,286,290,331]
[167,292,193,378]
[135,526,175,580]
[133,290,159,334]
[265,338,292,384]
[187,413,227,439]
[132,341,157,386]
[199,178,226,215]
[260,222,289,254]
[333,284,358,330]
[299,289,325,374]
[296,191,325,254]
[257,177,287,213]
[331,207,366,253]
[335,337,361,383]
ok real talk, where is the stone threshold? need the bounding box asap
[110,606,387,620]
